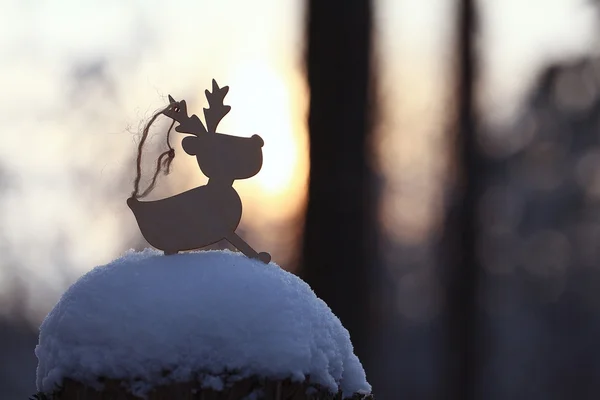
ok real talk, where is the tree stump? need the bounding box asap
[33,250,373,400]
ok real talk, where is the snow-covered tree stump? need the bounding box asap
[34,250,373,399]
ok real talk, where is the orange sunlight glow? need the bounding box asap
[229,60,298,195]
[225,59,309,224]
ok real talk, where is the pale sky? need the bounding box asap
[0,0,598,322]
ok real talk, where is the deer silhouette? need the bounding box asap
[127,80,271,264]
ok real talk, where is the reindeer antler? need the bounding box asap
[203,80,231,133]
[162,95,207,135]
[162,95,186,122]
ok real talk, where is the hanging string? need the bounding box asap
[131,104,178,199]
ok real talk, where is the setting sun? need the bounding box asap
[223,59,309,224]
[227,60,299,195]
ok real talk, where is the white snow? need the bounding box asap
[35,249,371,398]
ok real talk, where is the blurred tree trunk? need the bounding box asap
[441,0,481,399]
[301,0,376,368]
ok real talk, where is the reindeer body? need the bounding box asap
[128,183,242,254]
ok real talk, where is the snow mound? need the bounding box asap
[35,249,371,398]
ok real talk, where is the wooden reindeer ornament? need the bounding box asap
[127,80,271,264]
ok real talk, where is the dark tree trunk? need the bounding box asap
[442,0,481,399]
[301,0,375,369]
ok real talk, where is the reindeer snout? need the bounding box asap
[251,134,264,147]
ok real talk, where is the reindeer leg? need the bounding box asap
[226,233,271,264]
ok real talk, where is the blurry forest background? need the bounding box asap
[3,0,600,399]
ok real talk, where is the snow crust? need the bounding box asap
[35,249,371,398]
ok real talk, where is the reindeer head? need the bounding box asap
[163,80,265,182]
